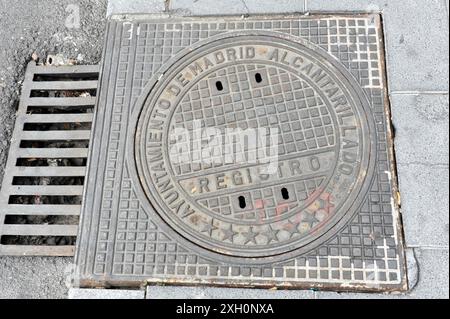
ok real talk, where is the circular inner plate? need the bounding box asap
[135,33,375,259]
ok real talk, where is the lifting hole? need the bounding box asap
[281,187,290,200]
[216,81,224,91]
[255,72,263,83]
[238,196,246,209]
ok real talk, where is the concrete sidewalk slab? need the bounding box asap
[391,94,449,165]
[396,164,449,248]
[107,0,165,16]
[407,248,449,299]
[146,286,315,299]
[381,1,449,92]
[69,288,145,299]
[306,0,388,12]
[107,0,306,16]
[170,0,305,15]
[170,0,247,15]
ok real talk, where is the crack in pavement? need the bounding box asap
[240,0,250,14]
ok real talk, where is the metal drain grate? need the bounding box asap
[0,61,99,256]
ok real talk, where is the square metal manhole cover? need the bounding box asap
[75,14,407,292]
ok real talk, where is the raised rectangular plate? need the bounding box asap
[75,14,407,292]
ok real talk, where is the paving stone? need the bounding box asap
[308,0,449,91]
[408,248,449,299]
[391,94,449,165]
[307,0,389,12]
[397,164,449,247]
[170,0,305,15]
[68,288,145,299]
[146,286,315,299]
[107,0,165,16]
[383,1,449,91]
[242,0,305,13]
[170,0,247,15]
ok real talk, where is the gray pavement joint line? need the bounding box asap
[444,0,449,25]
[240,0,250,15]
[397,162,449,168]
[406,245,450,250]
[390,91,449,95]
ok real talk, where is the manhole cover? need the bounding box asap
[76,14,407,292]
[135,34,374,259]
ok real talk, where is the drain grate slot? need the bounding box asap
[23,123,92,131]
[30,89,97,98]
[4,215,79,225]
[12,177,84,186]
[0,61,99,256]
[1,236,77,246]
[16,158,87,166]
[26,106,95,114]
[33,74,98,81]
[19,141,90,148]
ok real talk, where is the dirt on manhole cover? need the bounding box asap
[76,15,407,292]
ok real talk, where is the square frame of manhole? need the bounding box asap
[75,13,408,293]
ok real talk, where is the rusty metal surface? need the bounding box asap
[75,14,407,291]
[0,62,99,256]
